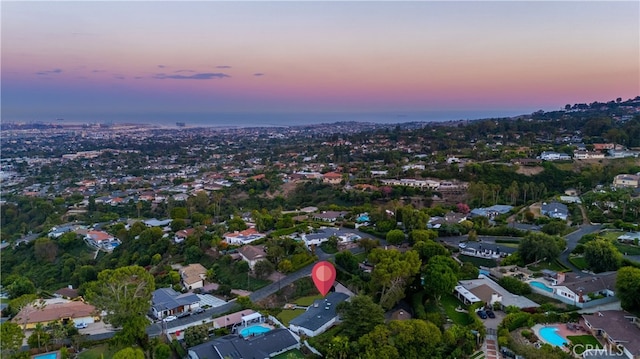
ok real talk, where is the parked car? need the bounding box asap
[163,315,177,322]
[75,322,88,329]
[177,312,191,318]
[194,307,205,314]
[476,310,487,319]
[458,242,467,249]
[486,310,496,318]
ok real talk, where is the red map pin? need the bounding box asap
[312,261,336,296]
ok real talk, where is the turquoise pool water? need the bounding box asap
[240,325,271,337]
[357,215,370,222]
[34,352,58,359]
[530,281,553,293]
[539,326,567,347]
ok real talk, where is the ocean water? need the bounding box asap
[8,109,528,128]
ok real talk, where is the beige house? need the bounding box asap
[237,245,268,270]
[180,263,207,290]
[613,174,640,188]
[13,299,98,330]
[582,311,640,359]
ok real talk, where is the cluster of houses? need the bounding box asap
[539,143,639,162]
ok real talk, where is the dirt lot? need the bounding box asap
[516,166,544,176]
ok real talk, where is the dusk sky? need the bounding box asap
[2,1,639,123]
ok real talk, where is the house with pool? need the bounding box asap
[528,272,618,308]
[582,310,640,359]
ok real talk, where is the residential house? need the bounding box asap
[180,263,207,290]
[223,228,266,245]
[455,276,539,310]
[613,174,640,189]
[174,228,196,244]
[380,178,440,189]
[151,287,201,319]
[13,299,98,329]
[84,230,121,251]
[541,202,569,221]
[469,205,513,219]
[54,285,79,300]
[144,218,173,228]
[551,272,617,307]
[539,151,572,161]
[573,150,605,160]
[312,211,348,222]
[237,245,268,270]
[428,211,467,229]
[300,228,361,249]
[582,311,640,359]
[48,225,76,238]
[188,328,299,359]
[289,292,350,337]
[322,172,343,184]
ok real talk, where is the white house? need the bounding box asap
[180,263,207,290]
[237,245,268,270]
[289,292,349,337]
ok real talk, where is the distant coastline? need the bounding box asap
[1,109,533,129]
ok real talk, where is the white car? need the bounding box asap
[163,315,177,322]
[75,322,88,329]
[458,242,467,249]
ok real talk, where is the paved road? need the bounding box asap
[558,224,602,273]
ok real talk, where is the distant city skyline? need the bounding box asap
[2,1,638,123]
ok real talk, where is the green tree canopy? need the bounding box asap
[85,266,155,346]
[112,347,145,359]
[369,249,421,309]
[336,295,385,341]
[518,232,564,264]
[0,322,25,356]
[385,229,405,245]
[583,239,622,273]
[423,255,459,302]
[616,266,640,312]
[359,320,442,359]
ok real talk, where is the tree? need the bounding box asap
[459,262,480,280]
[409,229,437,244]
[335,250,359,273]
[358,237,379,253]
[154,343,172,359]
[616,266,640,311]
[518,232,564,264]
[359,320,442,359]
[336,295,385,340]
[583,239,622,273]
[28,323,51,351]
[85,266,155,347]
[326,336,351,359]
[369,249,421,309]
[184,324,209,347]
[385,229,405,245]
[253,260,275,280]
[5,276,36,299]
[112,347,145,359]
[423,255,459,302]
[278,259,293,273]
[413,240,448,261]
[0,322,25,357]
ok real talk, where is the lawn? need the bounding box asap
[458,255,498,268]
[569,256,588,270]
[273,349,305,359]
[276,309,306,326]
[77,344,120,359]
[600,231,624,241]
[295,295,323,306]
[615,243,640,256]
[440,293,473,326]
[528,260,569,272]
[567,335,602,354]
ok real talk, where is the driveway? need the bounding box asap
[559,224,602,273]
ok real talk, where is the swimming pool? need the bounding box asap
[33,352,58,359]
[530,281,553,293]
[240,325,271,337]
[539,326,567,347]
